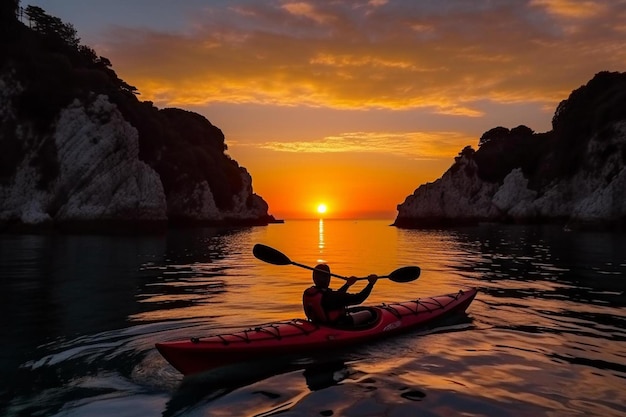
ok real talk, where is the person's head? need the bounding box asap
[312,264,331,288]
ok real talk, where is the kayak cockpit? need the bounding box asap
[313,306,382,331]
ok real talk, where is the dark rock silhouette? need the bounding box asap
[0,5,276,232]
[395,71,626,230]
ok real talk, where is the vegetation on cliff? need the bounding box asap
[469,71,626,189]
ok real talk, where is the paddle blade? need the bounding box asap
[388,266,421,283]
[253,244,292,265]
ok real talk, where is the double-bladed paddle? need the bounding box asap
[252,243,420,283]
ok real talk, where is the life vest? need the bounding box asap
[302,286,345,323]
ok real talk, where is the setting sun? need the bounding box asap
[316,203,328,215]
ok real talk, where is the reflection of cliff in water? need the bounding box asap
[132,227,251,322]
[448,224,626,306]
[0,226,247,361]
[444,224,626,357]
[0,234,165,351]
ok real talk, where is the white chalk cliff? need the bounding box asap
[1,6,274,231]
[396,71,626,229]
[0,76,163,226]
[164,167,269,222]
[0,73,272,230]
[395,121,626,228]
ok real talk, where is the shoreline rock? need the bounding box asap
[0,80,275,233]
[394,72,626,231]
[1,10,277,234]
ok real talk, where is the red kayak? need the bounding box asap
[156,288,478,375]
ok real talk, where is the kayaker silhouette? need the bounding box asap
[302,263,378,326]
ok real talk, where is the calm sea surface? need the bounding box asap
[1,219,625,416]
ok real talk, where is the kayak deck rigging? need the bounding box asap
[191,320,319,345]
[380,291,453,317]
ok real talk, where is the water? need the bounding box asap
[1,220,625,416]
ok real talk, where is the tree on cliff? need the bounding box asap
[551,71,626,177]
[473,125,538,184]
[24,5,80,47]
[428,72,626,192]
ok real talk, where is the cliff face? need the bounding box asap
[134,107,272,225]
[0,7,274,231]
[395,72,626,229]
[0,75,166,227]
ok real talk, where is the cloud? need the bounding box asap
[101,0,626,114]
[529,0,607,19]
[281,2,336,24]
[250,131,473,160]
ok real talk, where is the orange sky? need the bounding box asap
[28,0,626,219]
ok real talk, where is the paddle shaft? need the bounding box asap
[252,243,419,283]
[292,261,383,281]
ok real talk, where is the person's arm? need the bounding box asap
[347,277,376,305]
[337,277,357,293]
[327,275,378,308]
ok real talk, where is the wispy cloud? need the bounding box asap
[530,0,608,19]
[281,2,336,24]
[102,0,626,114]
[248,131,472,160]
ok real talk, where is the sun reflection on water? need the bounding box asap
[318,218,325,259]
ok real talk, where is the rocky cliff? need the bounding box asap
[395,71,626,229]
[0,6,274,232]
